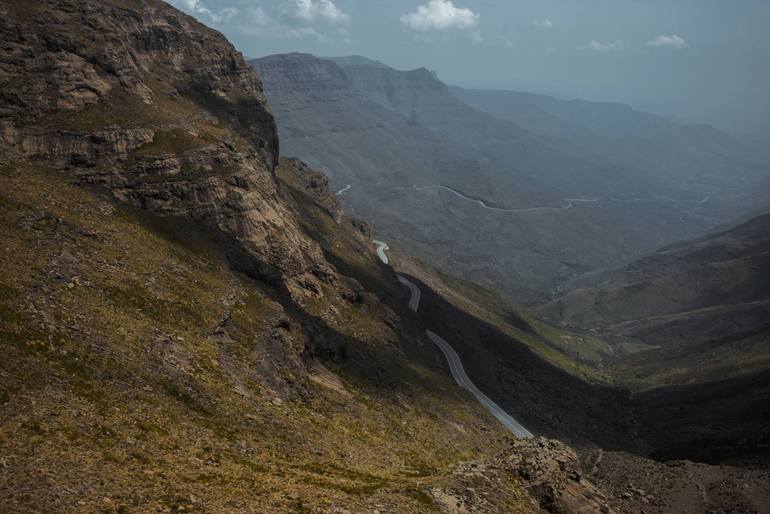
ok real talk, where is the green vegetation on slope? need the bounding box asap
[394,253,615,384]
[0,165,534,513]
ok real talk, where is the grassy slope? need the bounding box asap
[392,251,615,385]
[0,166,534,513]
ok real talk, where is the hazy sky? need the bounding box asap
[169,0,770,137]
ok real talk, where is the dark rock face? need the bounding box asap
[279,157,344,223]
[0,0,276,155]
[498,437,614,514]
[0,0,335,293]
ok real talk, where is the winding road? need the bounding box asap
[376,240,533,438]
[426,330,534,438]
[335,184,352,196]
[397,184,711,214]
[397,275,421,312]
[373,240,390,264]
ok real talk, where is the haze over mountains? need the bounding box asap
[2,0,770,512]
[252,53,768,302]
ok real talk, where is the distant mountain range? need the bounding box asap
[3,2,768,510]
[251,53,769,302]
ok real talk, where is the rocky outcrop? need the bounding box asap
[498,438,614,514]
[0,0,337,296]
[278,157,343,223]
[426,438,614,514]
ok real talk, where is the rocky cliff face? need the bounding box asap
[496,438,615,514]
[0,0,338,300]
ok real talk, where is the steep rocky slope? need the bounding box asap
[253,53,767,303]
[541,213,770,465]
[542,213,770,383]
[0,1,618,512]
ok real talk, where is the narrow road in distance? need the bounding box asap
[335,184,352,196]
[373,240,389,264]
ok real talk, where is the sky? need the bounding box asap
[168,0,770,138]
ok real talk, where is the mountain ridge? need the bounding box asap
[252,52,767,303]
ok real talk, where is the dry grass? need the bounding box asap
[0,165,533,513]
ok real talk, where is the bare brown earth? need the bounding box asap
[583,449,770,514]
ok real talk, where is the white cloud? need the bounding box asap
[585,40,624,52]
[647,34,688,49]
[401,0,480,31]
[177,0,238,23]
[533,19,553,29]
[244,6,272,27]
[236,4,350,42]
[290,0,351,25]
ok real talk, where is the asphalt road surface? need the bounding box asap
[374,241,532,438]
[427,330,533,438]
[335,184,352,196]
[373,240,389,264]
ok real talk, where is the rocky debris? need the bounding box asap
[424,438,617,513]
[428,460,534,514]
[498,437,614,514]
[585,449,770,514]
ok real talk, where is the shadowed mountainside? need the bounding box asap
[539,213,770,467]
[541,213,770,385]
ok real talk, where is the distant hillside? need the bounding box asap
[253,53,767,303]
[542,213,770,388]
[250,53,484,190]
[450,87,760,197]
